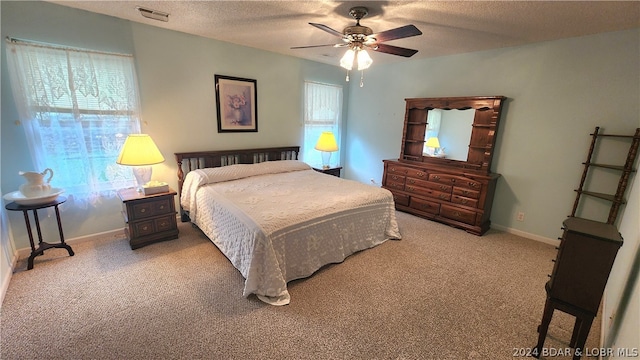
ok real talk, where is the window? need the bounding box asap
[302,81,343,168]
[6,40,142,206]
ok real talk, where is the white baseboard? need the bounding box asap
[15,228,126,259]
[0,251,18,307]
[492,224,560,246]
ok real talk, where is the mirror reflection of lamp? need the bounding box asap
[425,137,441,157]
[315,131,339,169]
[116,134,165,192]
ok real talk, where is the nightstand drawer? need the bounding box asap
[133,219,155,237]
[132,198,173,219]
[156,214,177,232]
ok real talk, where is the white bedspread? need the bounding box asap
[181,160,401,305]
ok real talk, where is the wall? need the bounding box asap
[1,1,346,251]
[345,29,639,240]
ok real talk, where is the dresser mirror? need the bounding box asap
[424,109,475,161]
[401,96,506,173]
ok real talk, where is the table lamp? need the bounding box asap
[116,134,165,192]
[314,131,338,169]
[425,137,441,157]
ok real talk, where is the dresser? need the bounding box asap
[118,188,179,249]
[383,160,499,235]
[382,96,505,235]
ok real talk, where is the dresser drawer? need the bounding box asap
[409,197,440,215]
[440,204,477,225]
[429,174,483,191]
[453,186,480,199]
[406,168,428,179]
[451,195,479,208]
[386,164,411,175]
[385,173,406,185]
[406,177,452,192]
[405,184,451,201]
[384,180,405,191]
[391,192,409,207]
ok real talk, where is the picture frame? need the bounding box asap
[215,75,258,132]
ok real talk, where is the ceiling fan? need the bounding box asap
[291,6,423,58]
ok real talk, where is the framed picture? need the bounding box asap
[215,75,258,132]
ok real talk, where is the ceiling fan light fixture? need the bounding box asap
[340,48,355,70]
[136,6,169,22]
[357,49,373,70]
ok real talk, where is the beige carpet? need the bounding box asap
[1,212,600,359]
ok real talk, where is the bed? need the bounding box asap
[175,146,401,305]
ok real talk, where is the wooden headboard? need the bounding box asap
[174,146,300,221]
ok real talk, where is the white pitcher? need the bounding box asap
[19,168,54,198]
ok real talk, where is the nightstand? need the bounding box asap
[313,166,342,177]
[117,187,179,249]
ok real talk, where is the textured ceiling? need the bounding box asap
[47,1,640,66]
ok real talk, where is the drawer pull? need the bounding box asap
[453,211,462,217]
[159,205,165,210]
[407,186,415,191]
[416,171,425,177]
[392,175,400,180]
[440,185,448,191]
[140,208,146,213]
[439,194,448,199]
[432,175,440,180]
[408,179,415,184]
[460,198,468,204]
[142,225,149,231]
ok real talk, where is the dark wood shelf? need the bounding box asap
[574,190,625,204]
[582,162,634,172]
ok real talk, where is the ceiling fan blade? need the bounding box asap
[373,43,419,57]
[372,24,422,42]
[291,43,344,49]
[309,23,345,38]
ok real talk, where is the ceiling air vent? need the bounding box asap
[136,6,169,22]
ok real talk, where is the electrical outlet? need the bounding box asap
[516,212,525,222]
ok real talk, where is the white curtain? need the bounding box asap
[5,39,141,207]
[302,81,343,168]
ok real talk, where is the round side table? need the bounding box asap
[5,196,74,270]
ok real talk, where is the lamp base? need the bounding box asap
[321,151,332,169]
[132,166,152,193]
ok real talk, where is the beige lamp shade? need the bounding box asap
[116,134,165,166]
[314,132,339,152]
[425,137,441,149]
